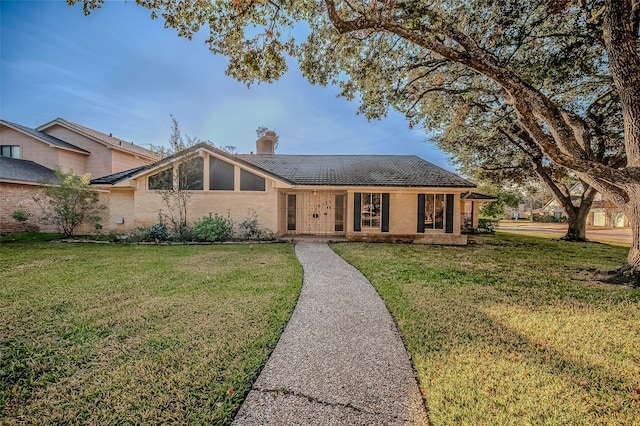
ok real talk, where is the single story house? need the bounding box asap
[92,132,477,244]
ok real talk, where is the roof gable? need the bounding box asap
[0,120,89,154]
[37,118,154,159]
[90,143,291,186]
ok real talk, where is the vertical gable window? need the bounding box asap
[240,169,265,191]
[421,194,445,230]
[148,168,173,190]
[209,157,235,190]
[178,157,204,190]
[361,193,381,230]
[0,145,20,158]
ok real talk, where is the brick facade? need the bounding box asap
[0,183,55,233]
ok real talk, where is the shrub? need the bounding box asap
[11,210,30,222]
[237,210,261,240]
[193,213,233,242]
[145,222,169,242]
[477,218,498,234]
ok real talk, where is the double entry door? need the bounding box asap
[287,191,346,235]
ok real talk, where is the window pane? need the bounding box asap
[287,194,296,231]
[361,192,381,229]
[240,169,265,191]
[179,157,204,190]
[335,194,345,232]
[148,168,173,190]
[1,145,19,158]
[425,194,435,229]
[210,157,234,190]
[435,194,444,229]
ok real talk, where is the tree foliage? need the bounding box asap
[68,0,640,274]
[35,167,105,237]
[478,189,519,220]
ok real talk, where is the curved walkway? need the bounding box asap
[233,242,429,425]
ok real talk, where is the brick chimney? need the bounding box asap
[256,130,278,155]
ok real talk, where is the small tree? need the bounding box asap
[35,168,105,238]
[152,116,238,240]
[478,188,519,220]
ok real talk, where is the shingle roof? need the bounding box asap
[1,120,89,153]
[38,118,155,159]
[235,154,475,187]
[91,144,474,188]
[0,157,59,183]
[461,192,497,200]
[90,165,150,185]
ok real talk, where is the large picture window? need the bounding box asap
[240,169,265,191]
[361,193,381,229]
[178,157,204,190]
[210,157,234,190]
[148,168,173,190]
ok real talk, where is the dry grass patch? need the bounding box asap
[0,242,302,425]
[332,233,640,425]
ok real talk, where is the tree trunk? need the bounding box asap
[625,186,640,274]
[603,0,640,278]
[563,208,588,241]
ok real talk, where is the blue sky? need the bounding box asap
[0,0,455,169]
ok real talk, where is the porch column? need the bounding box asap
[472,201,480,228]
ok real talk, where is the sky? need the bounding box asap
[0,0,456,170]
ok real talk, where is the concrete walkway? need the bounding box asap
[233,242,429,425]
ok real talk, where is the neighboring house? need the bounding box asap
[92,132,477,244]
[541,182,629,227]
[0,118,155,233]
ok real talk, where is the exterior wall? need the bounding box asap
[57,150,87,173]
[343,188,467,245]
[111,150,152,175]
[0,127,61,170]
[0,183,57,233]
[103,189,135,232]
[128,176,279,233]
[43,126,113,177]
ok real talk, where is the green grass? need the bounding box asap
[0,241,302,425]
[332,233,640,425]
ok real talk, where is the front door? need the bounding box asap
[286,191,346,236]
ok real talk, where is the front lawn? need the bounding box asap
[332,233,640,425]
[0,242,302,425]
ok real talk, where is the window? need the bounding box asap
[210,157,234,190]
[240,169,265,191]
[178,157,204,190]
[1,145,20,158]
[335,194,345,232]
[418,193,453,233]
[361,193,381,229]
[425,194,445,230]
[287,194,296,231]
[148,168,173,190]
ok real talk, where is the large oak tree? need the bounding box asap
[70,0,640,279]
